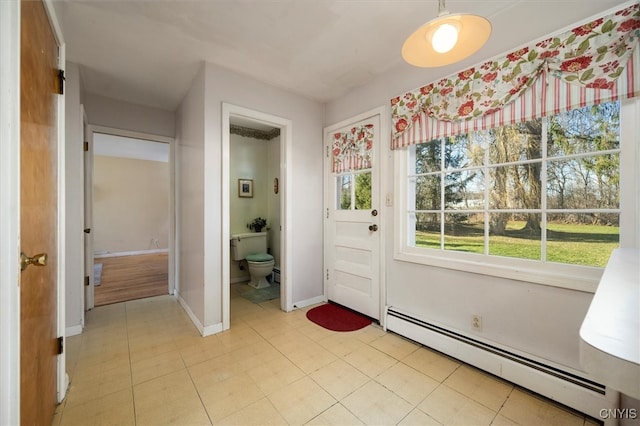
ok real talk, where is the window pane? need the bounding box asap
[547,154,619,209]
[413,140,441,174]
[548,102,620,157]
[489,121,542,165]
[444,213,484,254]
[446,133,485,169]
[489,163,541,209]
[414,175,441,210]
[489,214,541,260]
[336,174,352,210]
[547,213,619,267]
[354,171,371,210]
[445,170,484,210]
[414,213,440,248]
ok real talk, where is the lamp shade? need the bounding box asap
[402,13,491,67]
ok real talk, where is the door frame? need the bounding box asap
[83,109,94,310]
[84,125,176,310]
[0,1,67,423]
[322,106,387,325]
[0,2,22,423]
[222,103,294,329]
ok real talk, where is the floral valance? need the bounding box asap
[391,2,640,149]
[332,124,373,173]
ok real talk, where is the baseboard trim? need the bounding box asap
[202,322,223,337]
[293,295,325,310]
[65,324,83,337]
[177,293,223,337]
[94,248,168,258]
[386,308,617,420]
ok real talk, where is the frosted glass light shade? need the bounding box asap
[431,23,458,53]
[402,13,491,67]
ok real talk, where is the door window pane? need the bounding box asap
[336,175,352,210]
[354,171,371,210]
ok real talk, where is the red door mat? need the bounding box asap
[306,303,372,332]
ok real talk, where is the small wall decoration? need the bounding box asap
[238,179,253,198]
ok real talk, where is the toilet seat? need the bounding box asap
[246,253,274,263]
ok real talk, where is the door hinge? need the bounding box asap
[57,336,64,355]
[326,145,329,158]
[84,141,89,152]
[326,208,329,219]
[57,69,65,95]
[84,275,90,286]
[326,269,329,280]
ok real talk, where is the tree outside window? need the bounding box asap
[407,101,620,267]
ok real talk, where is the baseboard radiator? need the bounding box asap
[386,308,617,420]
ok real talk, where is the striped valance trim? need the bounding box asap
[392,48,639,149]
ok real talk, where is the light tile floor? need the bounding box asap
[53,283,597,426]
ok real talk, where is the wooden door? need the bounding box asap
[20,1,60,424]
[324,113,381,320]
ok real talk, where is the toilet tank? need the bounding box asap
[230,232,267,260]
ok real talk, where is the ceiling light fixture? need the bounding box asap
[402,0,492,67]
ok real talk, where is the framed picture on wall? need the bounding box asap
[238,179,253,198]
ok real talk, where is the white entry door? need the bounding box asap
[324,110,381,320]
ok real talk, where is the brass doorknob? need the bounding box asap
[20,252,47,271]
[368,224,378,232]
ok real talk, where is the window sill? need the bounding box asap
[394,248,603,293]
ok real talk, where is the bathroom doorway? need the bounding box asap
[222,104,293,330]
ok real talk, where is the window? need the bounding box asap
[336,171,371,210]
[398,100,634,290]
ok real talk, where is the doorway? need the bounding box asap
[222,104,293,330]
[323,107,385,321]
[84,127,175,309]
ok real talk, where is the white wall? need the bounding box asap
[203,62,323,316]
[84,93,175,138]
[323,5,635,377]
[175,62,324,332]
[93,155,169,254]
[229,134,269,236]
[175,67,206,326]
[64,62,84,335]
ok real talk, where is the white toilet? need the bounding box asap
[230,232,275,289]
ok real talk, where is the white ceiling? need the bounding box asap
[53,0,630,112]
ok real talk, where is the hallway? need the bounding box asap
[54,286,592,425]
[94,253,169,306]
